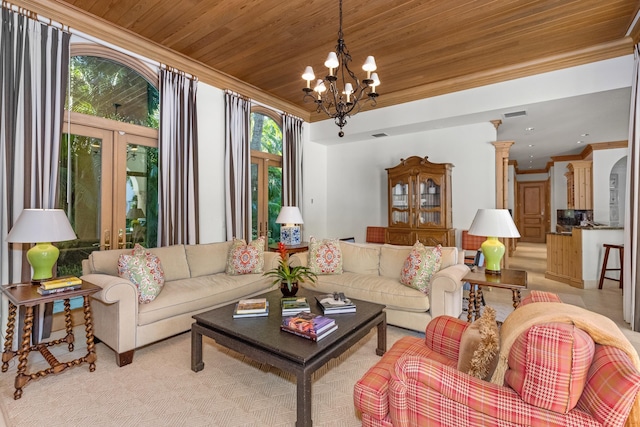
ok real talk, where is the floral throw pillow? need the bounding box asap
[309,237,343,274]
[117,244,165,304]
[400,243,442,294]
[226,236,265,275]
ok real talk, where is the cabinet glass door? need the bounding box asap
[390,180,410,226]
[417,176,442,227]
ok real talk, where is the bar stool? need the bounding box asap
[598,244,624,289]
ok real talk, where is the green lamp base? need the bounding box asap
[26,242,59,282]
[480,236,505,275]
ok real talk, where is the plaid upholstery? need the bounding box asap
[361,413,393,427]
[425,316,469,361]
[389,355,601,427]
[505,323,595,413]
[461,230,485,250]
[520,290,563,306]
[354,335,458,420]
[577,345,640,426]
[366,226,387,244]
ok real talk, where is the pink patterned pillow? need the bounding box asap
[400,243,442,294]
[117,244,165,304]
[225,236,265,275]
[309,237,343,274]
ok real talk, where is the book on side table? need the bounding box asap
[281,312,337,341]
[281,297,311,315]
[316,292,356,314]
[37,276,83,295]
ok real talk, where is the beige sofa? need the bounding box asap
[291,241,470,332]
[81,242,279,366]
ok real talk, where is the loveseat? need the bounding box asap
[81,241,280,366]
[354,291,640,427]
[291,241,469,332]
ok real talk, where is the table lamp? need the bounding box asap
[5,208,77,283]
[467,208,520,275]
[276,206,303,245]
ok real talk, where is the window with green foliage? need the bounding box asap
[250,111,283,245]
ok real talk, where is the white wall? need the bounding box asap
[593,148,628,224]
[301,132,329,240]
[306,122,497,243]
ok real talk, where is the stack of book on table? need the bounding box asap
[281,297,311,316]
[316,292,356,314]
[281,311,337,341]
[233,298,269,318]
[37,276,83,295]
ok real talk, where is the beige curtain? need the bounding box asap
[625,44,640,330]
[224,91,251,241]
[1,7,70,284]
[282,114,303,209]
[158,68,199,246]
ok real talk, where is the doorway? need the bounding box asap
[517,180,549,243]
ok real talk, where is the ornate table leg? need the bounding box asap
[14,306,34,399]
[467,284,475,322]
[2,302,17,372]
[64,298,75,352]
[512,289,522,309]
[475,287,484,320]
[83,296,97,372]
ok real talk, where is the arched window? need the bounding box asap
[57,45,159,278]
[250,107,283,244]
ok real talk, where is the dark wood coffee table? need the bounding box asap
[191,288,386,427]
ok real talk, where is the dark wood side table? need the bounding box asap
[463,268,527,322]
[1,281,100,399]
[268,242,309,255]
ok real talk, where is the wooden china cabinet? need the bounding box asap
[385,156,455,246]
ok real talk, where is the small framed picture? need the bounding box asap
[610,175,618,189]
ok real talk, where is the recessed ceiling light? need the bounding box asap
[528,144,534,147]
[581,133,589,137]
[525,127,535,131]
[577,140,583,144]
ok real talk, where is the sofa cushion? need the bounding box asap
[339,241,380,275]
[307,272,430,312]
[88,248,131,276]
[400,243,442,294]
[117,245,165,304]
[226,237,265,275]
[137,273,274,326]
[309,237,343,274]
[185,241,233,277]
[379,245,412,279]
[505,322,595,414]
[457,306,499,380]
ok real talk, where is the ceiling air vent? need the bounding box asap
[372,133,388,138]
[503,110,527,119]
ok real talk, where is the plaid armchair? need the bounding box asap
[354,291,640,426]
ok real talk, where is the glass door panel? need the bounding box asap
[417,177,442,227]
[251,157,282,245]
[267,164,282,245]
[124,143,158,249]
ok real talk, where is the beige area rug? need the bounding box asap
[0,325,421,426]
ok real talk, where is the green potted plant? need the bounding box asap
[264,242,317,296]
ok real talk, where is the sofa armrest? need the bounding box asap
[81,273,139,355]
[429,263,469,318]
[424,316,469,360]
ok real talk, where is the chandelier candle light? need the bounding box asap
[467,209,521,275]
[301,0,380,137]
[276,206,304,245]
[5,209,77,283]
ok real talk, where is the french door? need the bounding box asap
[57,113,158,276]
[251,152,282,245]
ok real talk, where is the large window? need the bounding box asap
[57,46,159,277]
[250,108,283,245]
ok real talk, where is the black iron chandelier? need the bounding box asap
[301,0,380,137]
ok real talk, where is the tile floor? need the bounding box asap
[505,241,640,352]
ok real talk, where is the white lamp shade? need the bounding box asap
[276,206,303,225]
[468,209,520,238]
[343,83,354,94]
[362,56,377,72]
[6,209,77,243]
[324,52,339,68]
[371,72,380,86]
[314,80,326,93]
[302,66,315,81]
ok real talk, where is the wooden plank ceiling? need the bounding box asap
[53,0,639,120]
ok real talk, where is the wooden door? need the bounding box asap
[517,181,547,243]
